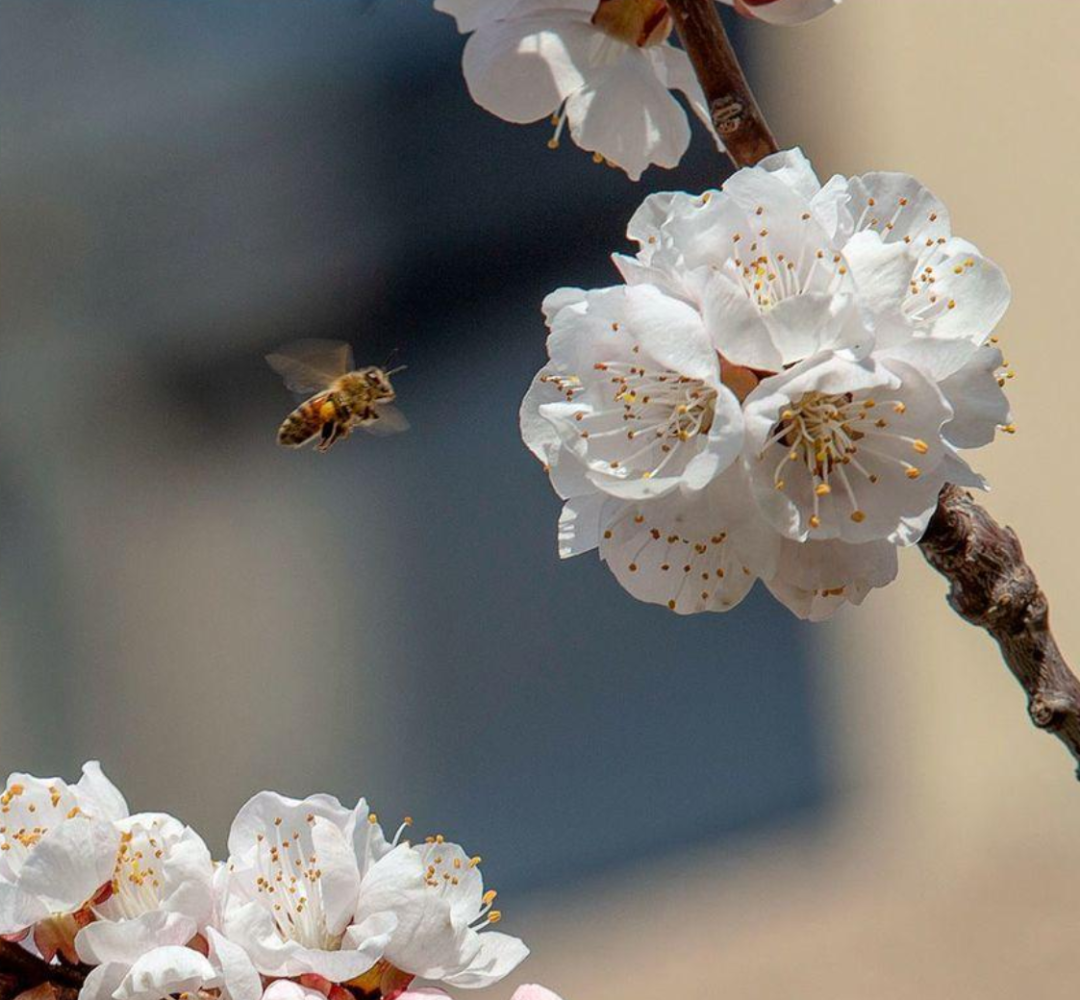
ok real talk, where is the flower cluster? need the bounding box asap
[435,0,838,179]
[521,149,1012,619]
[0,764,529,1000]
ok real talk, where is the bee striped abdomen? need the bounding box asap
[278,392,336,447]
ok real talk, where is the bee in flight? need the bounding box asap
[267,339,408,452]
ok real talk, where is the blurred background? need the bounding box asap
[1,1,1079,997]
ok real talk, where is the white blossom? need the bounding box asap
[0,763,128,960]
[78,930,262,1000]
[354,836,528,990]
[522,148,1012,618]
[75,813,215,968]
[434,0,718,180]
[218,791,401,984]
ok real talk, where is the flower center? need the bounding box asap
[591,0,672,46]
[543,363,718,482]
[98,830,165,921]
[251,819,341,952]
[764,391,927,528]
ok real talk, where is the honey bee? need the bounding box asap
[267,339,408,452]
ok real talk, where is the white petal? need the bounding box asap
[114,946,217,1000]
[78,963,128,1000]
[74,763,129,822]
[18,818,119,915]
[557,494,609,559]
[938,344,1011,448]
[461,16,588,124]
[76,911,197,966]
[206,927,262,1000]
[846,172,950,244]
[564,47,691,180]
[0,883,48,935]
[227,791,350,859]
[766,537,898,621]
[442,932,530,989]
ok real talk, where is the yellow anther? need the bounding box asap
[814,483,831,497]
[912,439,929,454]
[850,510,866,523]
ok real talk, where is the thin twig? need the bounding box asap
[668,0,1080,775]
[919,487,1080,773]
[666,0,778,167]
[0,941,85,1000]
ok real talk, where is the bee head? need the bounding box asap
[363,367,398,401]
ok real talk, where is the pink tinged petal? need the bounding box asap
[261,984,327,1000]
[460,16,588,124]
[766,538,898,621]
[76,911,197,966]
[938,345,1011,449]
[441,931,530,989]
[564,48,691,180]
[725,0,840,25]
[206,927,262,1000]
[114,946,217,1000]
[18,819,119,915]
[846,172,950,244]
[73,763,129,822]
[510,989,564,1000]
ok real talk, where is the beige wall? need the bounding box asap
[513,4,1080,997]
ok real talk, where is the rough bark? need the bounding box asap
[666,0,779,167]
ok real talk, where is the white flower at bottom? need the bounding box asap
[435,0,718,180]
[220,792,399,983]
[0,763,128,960]
[75,813,215,967]
[78,930,261,1000]
[354,837,528,990]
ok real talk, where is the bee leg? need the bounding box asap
[317,421,337,453]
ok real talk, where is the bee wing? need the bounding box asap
[361,404,410,436]
[266,339,355,394]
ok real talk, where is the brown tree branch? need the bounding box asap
[666,0,779,168]
[919,487,1080,773]
[0,941,85,1000]
[669,0,1080,775]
